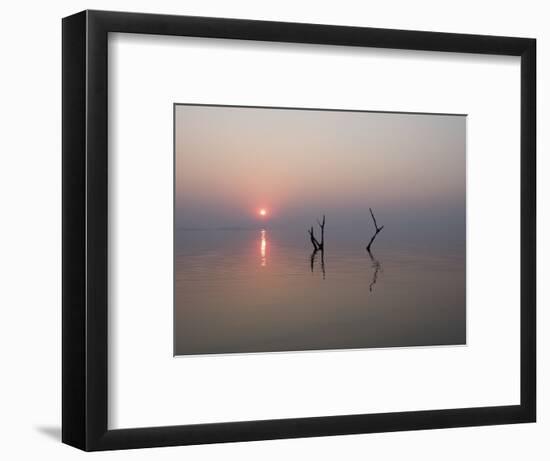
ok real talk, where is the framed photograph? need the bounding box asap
[62,10,536,451]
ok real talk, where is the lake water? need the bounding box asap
[174,228,466,355]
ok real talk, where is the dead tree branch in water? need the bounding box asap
[308,227,321,251]
[308,214,325,251]
[317,214,325,249]
[366,208,384,253]
[308,215,326,279]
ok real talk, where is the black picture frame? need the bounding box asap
[62,9,536,451]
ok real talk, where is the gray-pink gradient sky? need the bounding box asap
[175,104,465,235]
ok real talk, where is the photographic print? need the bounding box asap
[174,104,466,356]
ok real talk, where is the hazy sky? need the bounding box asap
[175,104,465,235]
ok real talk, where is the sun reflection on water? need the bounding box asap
[260,229,267,267]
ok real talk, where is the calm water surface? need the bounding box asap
[175,228,465,355]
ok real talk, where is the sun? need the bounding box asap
[259,208,267,217]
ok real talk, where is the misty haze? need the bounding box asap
[174,104,466,356]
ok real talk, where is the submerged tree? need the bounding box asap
[308,214,325,251]
[366,208,384,254]
[308,215,326,279]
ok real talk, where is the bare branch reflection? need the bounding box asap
[310,249,326,279]
[367,250,382,292]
